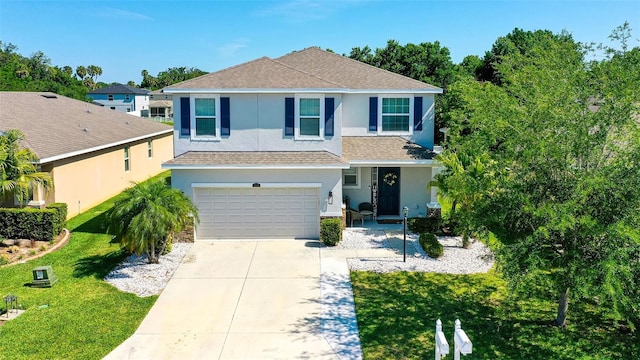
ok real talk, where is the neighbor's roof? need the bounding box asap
[0,92,172,163]
[163,151,349,169]
[342,136,436,164]
[89,83,150,95]
[165,47,442,93]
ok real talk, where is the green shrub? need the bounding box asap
[0,207,58,241]
[0,254,9,265]
[408,217,442,234]
[45,203,68,235]
[419,233,443,258]
[320,218,342,246]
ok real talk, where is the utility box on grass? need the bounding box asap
[31,266,58,288]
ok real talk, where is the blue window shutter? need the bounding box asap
[414,96,423,131]
[285,97,294,136]
[369,97,378,131]
[221,97,230,136]
[180,97,190,136]
[324,97,334,137]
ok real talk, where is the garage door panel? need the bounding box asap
[195,187,319,240]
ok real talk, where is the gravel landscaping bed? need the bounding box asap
[341,229,494,274]
[104,243,193,297]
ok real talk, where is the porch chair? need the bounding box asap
[349,209,364,227]
[358,202,374,221]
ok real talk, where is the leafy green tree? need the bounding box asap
[441,27,640,328]
[140,67,208,90]
[0,42,88,100]
[106,179,199,264]
[0,129,53,205]
[477,28,578,84]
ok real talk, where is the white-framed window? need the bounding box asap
[125,94,130,100]
[379,95,413,134]
[108,94,114,101]
[295,94,324,140]
[147,140,153,158]
[124,146,130,171]
[191,95,220,140]
[342,167,360,188]
[150,107,165,117]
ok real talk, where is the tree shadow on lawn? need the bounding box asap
[71,209,114,235]
[73,251,127,279]
[350,272,638,359]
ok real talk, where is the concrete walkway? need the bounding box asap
[104,240,373,360]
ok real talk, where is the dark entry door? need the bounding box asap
[377,167,400,216]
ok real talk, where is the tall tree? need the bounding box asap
[0,129,53,205]
[106,179,199,264]
[440,28,640,327]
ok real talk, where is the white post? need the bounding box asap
[435,319,449,359]
[454,319,472,360]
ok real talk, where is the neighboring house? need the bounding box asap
[162,47,443,240]
[0,92,173,218]
[88,84,150,116]
[148,90,173,121]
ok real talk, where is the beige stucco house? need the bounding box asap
[0,92,173,218]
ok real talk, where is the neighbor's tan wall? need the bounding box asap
[50,134,173,218]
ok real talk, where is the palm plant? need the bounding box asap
[106,178,199,264]
[0,129,53,205]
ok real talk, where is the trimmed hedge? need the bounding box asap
[408,217,442,234]
[419,233,443,259]
[46,203,68,236]
[320,218,342,246]
[0,203,67,241]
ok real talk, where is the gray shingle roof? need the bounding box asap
[0,92,172,162]
[342,136,435,162]
[276,47,441,91]
[89,83,150,95]
[166,47,442,92]
[164,151,348,168]
[168,57,342,90]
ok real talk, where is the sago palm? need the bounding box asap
[0,129,53,204]
[107,178,199,263]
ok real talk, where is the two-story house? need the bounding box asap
[88,84,150,116]
[162,47,442,240]
[148,90,173,121]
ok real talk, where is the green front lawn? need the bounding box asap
[351,271,638,359]
[0,172,170,360]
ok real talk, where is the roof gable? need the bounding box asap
[165,47,442,93]
[0,92,171,162]
[276,47,441,91]
[168,57,342,90]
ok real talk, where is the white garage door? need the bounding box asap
[194,187,320,240]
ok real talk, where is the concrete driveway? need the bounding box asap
[104,240,362,359]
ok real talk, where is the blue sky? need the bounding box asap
[1,0,638,84]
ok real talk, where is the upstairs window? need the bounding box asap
[192,96,219,138]
[108,94,114,101]
[381,97,411,133]
[295,95,324,140]
[125,94,130,100]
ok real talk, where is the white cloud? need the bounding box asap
[99,7,153,21]
[253,0,365,22]
[217,39,251,58]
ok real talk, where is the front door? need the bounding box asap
[377,167,400,216]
